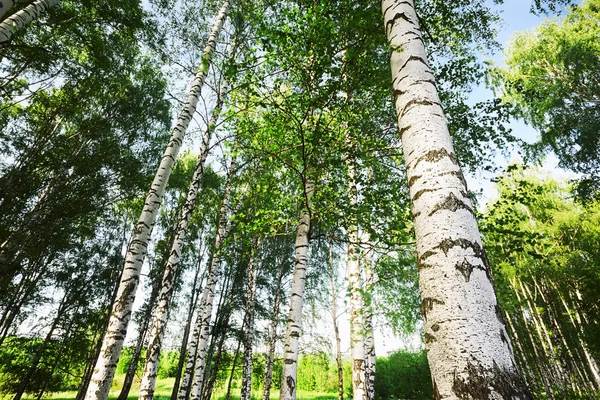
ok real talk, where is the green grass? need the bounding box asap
[21,377,341,400]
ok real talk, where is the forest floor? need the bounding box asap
[22,377,340,400]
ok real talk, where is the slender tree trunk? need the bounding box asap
[83,2,229,399]
[511,279,554,397]
[139,77,230,400]
[225,336,243,400]
[263,256,286,400]
[76,267,122,400]
[201,273,237,400]
[177,252,214,400]
[329,245,344,400]
[280,179,314,400]
[382,1,531,398]
[502,309,541,396]
[116,294,156,400]
[363,250,375,400]
[171,239,206,400]
[240,238,260,400]
[0,0,58,45]
[13,291,69,400]
[344,138,366,400]
[188,153,236,400]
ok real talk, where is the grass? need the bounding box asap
[21,377,341,400]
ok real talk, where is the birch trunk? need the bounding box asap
[177,253,214,400]
[240,238,260,400]
[329,245,344,400]
[139,78,229,400]
[0,0,58,45]
[382,1,531,398]
[188,153,236,400]
[171,240,206,400]
[363,251,375,400]
[280,179,314,400]
[116,288,158,400]
[84,2,229,399]
[344,135,366,400]
[262,258,285,400]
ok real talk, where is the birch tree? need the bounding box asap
[188,151,236,400]
[239,238,259,400]
[0,0,58,45]
[84,2,231,399]
[138,75,231,400]
[280,178,314,400]
[382,0,532,397]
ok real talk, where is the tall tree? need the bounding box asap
[84,2,231,398]
[381,0,532,397]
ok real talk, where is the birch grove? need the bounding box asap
[138,76,230,400]
[83,2,230,399]
[188,152,236,400]
[4,0,600,398]
[382,0,532,397]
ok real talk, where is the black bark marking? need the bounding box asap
[286,376,296,396]
[424,332,436,344]
[385,12,413,35]
[431,323,440,332]
[428,192,473,217]
[433,379,441,400]
[399,54,428,72]
[452,361,534,400]
[411,148,457,171]
[408,174,421,186]
[455,258,481,282]
[412,187,436,203]
[400,98,438,119]
[420,297,445,320]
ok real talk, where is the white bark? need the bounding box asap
[329,245,344,400]
[363,251,375,400]
[382,0,531,398]
[83,1,230,399]
[240,238,260,400]
[138,78,229,400]
[0,0,58,44]
[262,259,285,400]
[280,179,314,400]
[188,153,236,400]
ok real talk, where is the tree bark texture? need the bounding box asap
[345,136,366,400]
[176,252,215,400]
[382,0,532,398]
[363,251,375,400]
[188,153,236,400]
[139,78,230,400]
[83,2,230,399]
[171,239,206,400]
[262,257,285,400]
[280,179,314,400]
[329,246,344,400]
[0,0,58,45]
[240,238,260,400]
